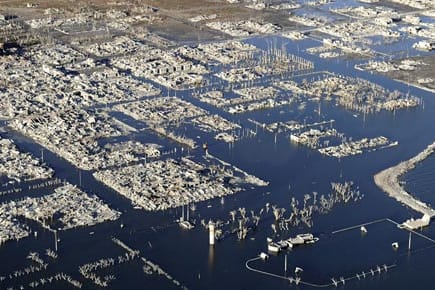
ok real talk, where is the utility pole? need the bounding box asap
[284,254,288,274]
[408,231,412,251]
[54,230,58,252]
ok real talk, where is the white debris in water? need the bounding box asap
[94,157,267,211]
[0,137,54,186]
[0,184,120,245]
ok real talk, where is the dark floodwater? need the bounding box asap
[1,32,435,290]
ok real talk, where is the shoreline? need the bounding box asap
[374,142,435,217]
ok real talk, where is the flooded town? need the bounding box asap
[0,0,435,289]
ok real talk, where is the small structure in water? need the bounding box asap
[399,214,431,230]
[268,233,318,253]
[209,221,215,245]
[259,252,269,260]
